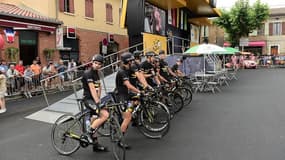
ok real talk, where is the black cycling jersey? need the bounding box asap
[159,59,170,78]
[171,64,179,73]
[115,67,129,97]
[82,69,101,100]
[129,63,139,87]
[140,60,156,86]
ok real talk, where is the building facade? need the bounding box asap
[0,2,62,65]
[0,0,128,65]
[222,7,285,55]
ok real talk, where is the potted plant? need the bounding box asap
[5,47,19,62]
[43,48,55,60]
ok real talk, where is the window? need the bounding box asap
[59,0,74,13]
[273,22,282,35]
[271,45,278,55]
[106,3,113,23]
[85,0,94,18]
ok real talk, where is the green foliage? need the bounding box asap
[214,0,269,47]
[5,47,19,62]
[43,48,55,60]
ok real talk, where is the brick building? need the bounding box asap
[0,3,62,65]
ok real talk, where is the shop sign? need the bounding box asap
[67,26,76,39]
[56,27,63,49]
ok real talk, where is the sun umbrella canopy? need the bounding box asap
[223,47,240,54]
[184,43,227,55]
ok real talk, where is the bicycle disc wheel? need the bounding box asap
[138,101,170,135]
[51,114,82,155]
[110,116,126,160]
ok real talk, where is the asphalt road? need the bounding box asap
[1,68,285,160]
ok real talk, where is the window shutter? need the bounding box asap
[85,0,89,17]
[90,0,94,18]
[59,0,64,12]
[269,23,273,36]
[69,0,74,13]
[106,3,113,23]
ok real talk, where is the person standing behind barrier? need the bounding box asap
[23,66,34,98]
[15,60,25,95]
[56,59,67,91]
[0,60,8,72]
[6,64,20,94]
[67,59,77,81]
[30,60,41,89]
[0,67,7,113]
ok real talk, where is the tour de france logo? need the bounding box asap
[152,39,161,52]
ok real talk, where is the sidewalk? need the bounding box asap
[25,72,116,124]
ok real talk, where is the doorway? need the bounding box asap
[19,31,38,65]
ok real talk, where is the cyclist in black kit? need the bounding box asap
[115,52,141,149]
[82,54,109,152]
[158,50,177,81]
[140,51,161,87]
[171,58,185,77]
[131,50,151,89]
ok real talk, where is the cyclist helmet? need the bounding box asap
[92,54,104,63]
[133,50,142,58]
[145,51,155,57]
[154,56,160,62]
[121,52,135,64]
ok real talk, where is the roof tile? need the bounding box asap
[0,3,62,24]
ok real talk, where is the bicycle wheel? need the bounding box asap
[168,92,184,114]
[110,116,126,160]
[175,87,192,106]
[51,114,82,155]
[138,101,170,138]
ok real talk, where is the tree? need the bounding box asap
[214,0,269,47]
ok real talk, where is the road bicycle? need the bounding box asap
[51,98,126,160]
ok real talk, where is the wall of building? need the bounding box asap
[58,0,127,36]
[76,28,129,62]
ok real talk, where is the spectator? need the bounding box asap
[0,66,6,113]
[36,56,41,65]
[0,60,8,72]
[23,66,34,98]
[15,60,25,93]
[6,64,20,94]
[30,60,41,88]
[67,59,77,80]
[42,61,58,88]
[56,59,67,91]
[15,60,25,76]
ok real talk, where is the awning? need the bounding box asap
[248,41,265,46]
[223,41,266,47]
[0,19,56,32]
